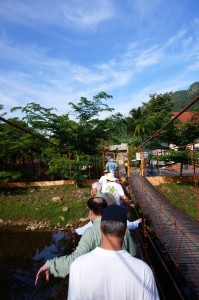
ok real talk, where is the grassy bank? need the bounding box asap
[0,182,198,229]
[156,182,198,221]
[0,185,90,228]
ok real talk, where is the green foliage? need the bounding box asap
[171,82,199,111]
[0,186,90,225]
[158,151,191,164]
[153,151,193,176]
[1,86,198,181]
[66,92,117,153]
[0,92,116,181]
[0,104,7,117]
[192,150,199,164]
[173,113,199,147]
[104,113,129,143]
[127,93,175,147]
[47,153,99,180]
[128,90,198,149]
[48,155,71,179]
[68,91,114,123]
[142,93,173,132]
[0,171,22,182]
[11,102,58,133]
[0,117,41,157]
[154,151,194,173]
[157,183,198,221]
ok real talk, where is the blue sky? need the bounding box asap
[0,0,199,120]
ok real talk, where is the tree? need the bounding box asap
[173,113,199,147]
[68,92,114,123]
[133,120,149,142]
[158,151,191,176]
[0,104,7,117]
[104,113,128,143]
[126,93,175,147]
[10,102,80,152]
[11,102,60,138]
[68,92,115,154]
[142,93,173,133]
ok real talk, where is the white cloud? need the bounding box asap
[0,0,115,31]
[127,0,162,19]
[0,91,18,107]
[182,36,193,48]
[165,29,188,48]
[135,47,163,69]
[0,4,199,120]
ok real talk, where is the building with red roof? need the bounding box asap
[172,112,196,122]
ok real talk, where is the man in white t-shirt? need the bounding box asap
[68,205,160,300]
[99,169,109,185]
[101,172,135,208]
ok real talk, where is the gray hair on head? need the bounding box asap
[91,182,102,192]
[101,220,126,237]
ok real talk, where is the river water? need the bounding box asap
[0,226,74,300]
[0,225,196,300]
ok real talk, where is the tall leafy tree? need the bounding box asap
[104,113,129,143]
[140,93,175,149]
[125,107,148,145]
[172,112,199,148]
[142,93,173,132]
[68,92,115,154]
[11,103,59,137]
[68,92,114,123]
[127,107,143,134]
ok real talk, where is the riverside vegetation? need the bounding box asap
[157,182,198,221]
[0,182,197,231]
[0,185,90,231]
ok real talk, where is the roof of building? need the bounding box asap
[172,112,196,122]
[109,143,128,151]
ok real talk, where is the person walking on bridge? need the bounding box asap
[102,172,135,208]
[76,189,142,235]
[68,204,159,300]
[35,197,136,284]
[106,158,117,174]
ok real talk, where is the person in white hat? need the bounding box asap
[99,169,109,185]
[102,172,135,208]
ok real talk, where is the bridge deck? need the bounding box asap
[129,175,199,299]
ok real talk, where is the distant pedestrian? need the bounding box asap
[124,160,128,174]
[102,172,135,208]
[106,158,117,174]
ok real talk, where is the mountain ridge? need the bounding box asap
[171,82,199,111]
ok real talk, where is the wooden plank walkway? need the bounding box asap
[129,175,199,299]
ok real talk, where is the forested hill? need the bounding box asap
[171,82,199,111]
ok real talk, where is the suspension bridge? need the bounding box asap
[128,169,199,300]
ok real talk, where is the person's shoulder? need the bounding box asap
[83,223,98,234]
[115,181,123,188]
[71,248,98,267]
[83,218,100,234]
[71,251,91,268]
[128,255,154,273]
